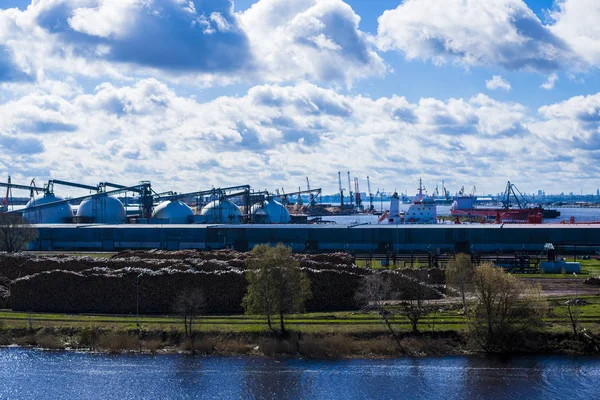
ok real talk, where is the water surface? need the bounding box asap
[0,349,598,399]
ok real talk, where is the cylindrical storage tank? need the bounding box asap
[23,193,73,224]
[539,261,582,274]
[251,199,291,224]
[200,199,242,224]
[152,200,194,224]
[78,196,127,224]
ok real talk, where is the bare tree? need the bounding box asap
[0,213,38,252]
[396,274,430,334]
[445,253,474,314]
[174,288,207,353]
[471,262,547,350]
[355,273,398,337]
[356,272,432,335]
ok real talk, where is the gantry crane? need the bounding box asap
[4,182,155,220]
[338,172,344,207]
[347,171,353,208]
[367,176,374,212]
[306,177,317,206]
[354,177,363,211]
[0,177,41,211]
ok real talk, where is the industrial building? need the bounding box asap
[31,224,600,253]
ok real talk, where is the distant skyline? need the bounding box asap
[1,0,600,196]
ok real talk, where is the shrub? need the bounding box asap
[142,339,164,354]
[298,334,354,359]
[259,335,298,356]
[97,332,139,353]
[35,334,63,350]
[181,337,215,354]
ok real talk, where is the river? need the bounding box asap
[1,349,598,399]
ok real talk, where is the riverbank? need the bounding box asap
[1,326,598,359]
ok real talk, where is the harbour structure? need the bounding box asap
[1,178,293,225]
[403,178,437,224]
[451,181,560,222]
[151,200,194,224]
[29,223,600,253]
[250,197,291,224]
[379,179,437,224]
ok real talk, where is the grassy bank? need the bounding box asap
[0,296,599,358]
[3,293,600,331]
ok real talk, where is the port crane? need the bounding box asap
[159,185,254,217]
[45,179,101,195]
[338,172,344,207]
[367,176,374,212]
[4,182,155,220]
[354,177,363,211]
[278,187,322,207]
[501,181,530,209]
[0,177,41,211]
[347,171,353,208]
[306,177,317,206]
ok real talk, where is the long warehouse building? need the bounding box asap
[31,224,600,253]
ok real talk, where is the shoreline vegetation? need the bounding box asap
[0,326,598,358]
[0,248,599,358]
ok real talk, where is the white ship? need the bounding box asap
[379,178,437,224]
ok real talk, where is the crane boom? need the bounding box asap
[46,179,100,194]
[306,177,316,206]
[5,182,154,219]
[367,176,374,212]
[354,177,363,210]
[2,176,10,207]
[338,171,344,207]
[0,180,40,195]
[347,171,353,207]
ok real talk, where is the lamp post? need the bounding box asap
[136,272,143,327]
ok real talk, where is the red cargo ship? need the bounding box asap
[450,182,546,223]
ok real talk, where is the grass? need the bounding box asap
[1,296,598,335]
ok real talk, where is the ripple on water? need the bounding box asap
[0,349,599,400]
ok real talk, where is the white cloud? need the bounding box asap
[549,0,600,66]
[486,75,511,91]
[2,77,596,194]
[0,0,386,86]
[376,0,573,72]
[540,73,558,90]
[239,0,387,85]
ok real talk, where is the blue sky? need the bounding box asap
[1,0,599,196]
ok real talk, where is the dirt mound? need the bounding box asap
[6,250,444,314]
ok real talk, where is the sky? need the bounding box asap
[1,0,600,197]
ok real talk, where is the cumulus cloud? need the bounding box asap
[534,93,600,148]
[0,45,33,82]
[0,134,44,154]
[486,75,511,91]
[33,0,253,72]
[540,73,558,90]
[377,0,572,72]
[0,0,385,86]
[2,77,593,193]
[240,0,386,84]
[549,0,600,66]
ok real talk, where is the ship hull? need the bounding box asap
[450,208,541,221]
